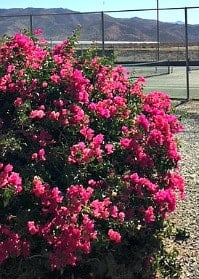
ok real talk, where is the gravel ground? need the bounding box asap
[170,101,199,279]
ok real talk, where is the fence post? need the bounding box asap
[156,0,160,61]
[185,7,190,100]
[167,60,170,74]
[30,15,33,34]
[101,11,105,56]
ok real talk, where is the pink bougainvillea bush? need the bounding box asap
[0,30,184,278]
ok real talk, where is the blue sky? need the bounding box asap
[1,0,199,24]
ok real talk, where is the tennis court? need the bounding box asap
[126,65,199,99]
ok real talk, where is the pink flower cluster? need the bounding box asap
[29,179,97,268]
[0,225,29,265]
[68,133,106,164]
[0,163,22,194]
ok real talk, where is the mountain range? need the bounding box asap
[0,8,199,43]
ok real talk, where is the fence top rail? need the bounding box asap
[48,40,159,45]
[104,6,199,13]
[0,6,199,18]
[116,60,199,67]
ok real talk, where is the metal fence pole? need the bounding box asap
[30,15,33,33]
[101,11,105,55]
[156,0,160,61]
[185,8,190,100]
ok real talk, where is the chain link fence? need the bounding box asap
[0,7,199,100]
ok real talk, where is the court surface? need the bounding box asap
[127,66,199,99]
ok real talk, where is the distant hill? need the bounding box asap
[0,8,199,43]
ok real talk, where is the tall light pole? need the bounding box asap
[156,0,160,61]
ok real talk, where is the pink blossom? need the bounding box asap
[143,206,155,223]
[0,225,29,264]
[50,74,61,84]
[80,126,94,141]
[154,189,176,217]
[8,172,22,185]
[14,97,23,107]
[54,99,64,108]
[32,179,45,197]
[165,172,185,199]
[33,28,43,35]
[42,81,48,88]
[17,69,24,77]
[7,64,15,73]
[51,187,63,203]
[4,164,13,173]
[147,129,164,146]
[109,205,118,218]
[68,142,93,164]
[120,138,131,149]
[136,114,150,132]
[105,143,114,154]
[48,111,60,121]
[0,163,3,170]
[69,105,85,124]
[108,229,121,243]
[53,55,63,64]
[118,212,125,222]
[31,153,38,160]
[27,221,39,235]
[38,148,46,161]
[121,125,129,134]
[92,134,104,147]
[91,198,111,219]
[29,109,45,119]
